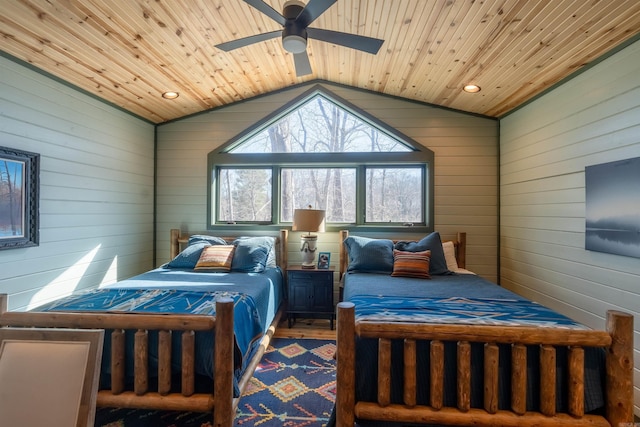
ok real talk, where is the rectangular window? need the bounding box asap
[365,167,424,224]
[218,168,272,223]
[281,168,356,223]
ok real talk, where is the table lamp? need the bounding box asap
[292,207,325,269]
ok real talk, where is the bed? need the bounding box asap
[0,228,288,427]
[334,230,634,427]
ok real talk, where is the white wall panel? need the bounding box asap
[0,56,155,311]
[499,39,640,416]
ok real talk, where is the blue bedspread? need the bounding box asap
[346,271,588,328]
[36,266,284,395]
[342,271,606,418]
[345,270,547,301]
[350,295,589,329]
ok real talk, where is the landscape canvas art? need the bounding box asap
[585,156,640,258]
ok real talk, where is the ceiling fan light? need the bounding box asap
[283,34,307,53]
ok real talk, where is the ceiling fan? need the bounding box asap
[215,0,385,77]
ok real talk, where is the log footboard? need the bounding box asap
[0,295,246,427]
[335,302,634,427]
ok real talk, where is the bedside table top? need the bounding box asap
[287,265,335,272]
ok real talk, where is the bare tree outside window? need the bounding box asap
[281,168,356,223]
[218,169,272,223]
[230,95,412,154]
[366,168,423,223]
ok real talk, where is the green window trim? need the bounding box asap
[207,85,435,233]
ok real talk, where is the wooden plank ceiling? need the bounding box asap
[2,0,639,124]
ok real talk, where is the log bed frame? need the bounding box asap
[0,228,289,427]
[335,230,634,427]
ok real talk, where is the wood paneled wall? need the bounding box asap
[0,56,155,311]
[499,39,640,416]
[156,83,499,287]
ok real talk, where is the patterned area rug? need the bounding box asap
[95,338,336,427]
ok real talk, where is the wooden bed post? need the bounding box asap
[214,297,234,427]
[170,228,181,259]
[339,230,349,281]
[455,232,466,270]
[0,294,7,319]
[279,229,289,270]
[336,302,356,427]
[605,310,634,425]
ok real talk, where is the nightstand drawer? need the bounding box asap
[288,271,320,281]
[288,271,333,286]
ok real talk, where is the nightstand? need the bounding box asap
[286,265,335,329]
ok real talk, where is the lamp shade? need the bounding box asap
[292,209,325,233]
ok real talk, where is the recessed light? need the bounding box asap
[162,91,179,99]
[463,84,481,93]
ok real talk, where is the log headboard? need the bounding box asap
[338,230,467,279]
[169,228,289,271]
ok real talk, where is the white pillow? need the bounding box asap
[453,268,476,275]
[442,240,459,271]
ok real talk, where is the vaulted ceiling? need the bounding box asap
[2,0,639,124]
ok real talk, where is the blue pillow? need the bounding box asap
[188,235,227,246]
[231,236,275,273]
[394,232,450,275]
[344,236,394,274]
[166,241,211,269]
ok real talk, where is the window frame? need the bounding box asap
[215,166,274,225]
[361,165,427,226]
[207,85,435,233]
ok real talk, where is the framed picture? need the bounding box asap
[317,252,330,269]
[0,146,40,250]
[585,156,640,258]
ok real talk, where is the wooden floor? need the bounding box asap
[274,317,336,340]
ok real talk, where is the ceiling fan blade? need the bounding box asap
[215,30,281,51]
[307,28,384,54]
[293,51,312,77]
[244,0,286,26]
[296,0,337,28]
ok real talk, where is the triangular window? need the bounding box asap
[228,92,413,154]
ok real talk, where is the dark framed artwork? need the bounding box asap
[585,156,640,258]
[0,146,40,250]
[317,252,330,269]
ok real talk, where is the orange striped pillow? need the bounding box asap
[195,245,235,271]
[391,249,431,279]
